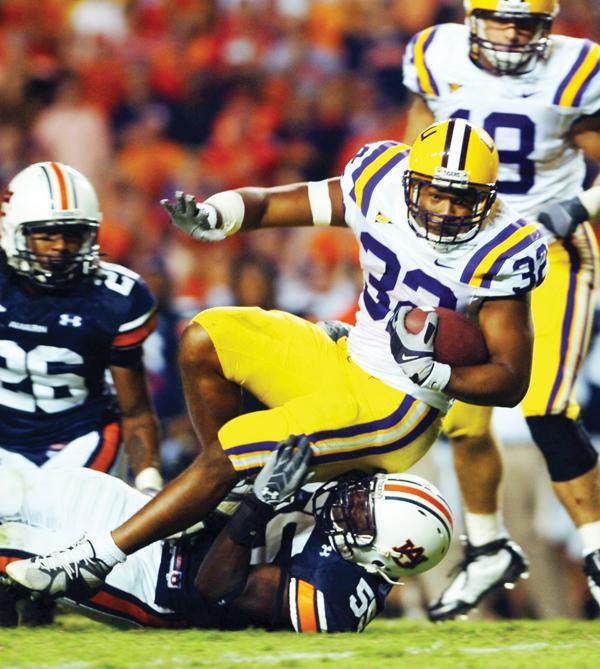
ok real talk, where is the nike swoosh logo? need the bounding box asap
[521,92,536,98]
[434,259,453,269]
[400,353,419,362]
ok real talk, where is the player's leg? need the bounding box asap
[426,404,528,621]
[109,307,339,555]
[522,226,600,606]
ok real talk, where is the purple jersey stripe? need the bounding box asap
[545,238,581,413]
[553,40,590,105]
[573,57,600,107]
[421,27,440,96]
[349,141,397,205]
[359,149,409,217]
[459,221,524,284]
[479,227,542,288]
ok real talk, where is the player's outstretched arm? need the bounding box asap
[161,179,346,242]
[444,294,534,407]
[111,362,163,493]
[193,436,312,629]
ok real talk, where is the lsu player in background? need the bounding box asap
[0,437,453,632]
[0,162,163,622]
[5,119,547,599]
[403,0,600,619]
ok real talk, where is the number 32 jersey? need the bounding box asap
[0,262,156,454]
[340,142,548,412]
[403,24,600,224]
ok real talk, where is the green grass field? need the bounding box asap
[1,614,599,669]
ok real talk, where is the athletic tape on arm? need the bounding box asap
[308,181,332,226]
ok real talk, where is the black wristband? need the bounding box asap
[227,494,276,546]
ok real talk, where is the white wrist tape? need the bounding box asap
[134,466,163,492]
[308,180,332,226]
[579,186,600,219]
[204,191,245,236]
[422,362,452,392]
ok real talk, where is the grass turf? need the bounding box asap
[1,614,599,669]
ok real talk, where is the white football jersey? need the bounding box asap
[403,24,600,231]
[340,141,548,412]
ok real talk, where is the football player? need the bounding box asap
[4,119,547,599]
[403,0,600,619]
[0,437,453,632]
[0,162,163,620]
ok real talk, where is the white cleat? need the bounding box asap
[584,549,600,608]
[427,536,529,622]
[6,537,111,600]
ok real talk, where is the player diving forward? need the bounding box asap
[0,438,453,632]
[403,0,600,617]
[6,119,547,598]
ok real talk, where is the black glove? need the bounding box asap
[227,436,313,546]
[536,196,589,239]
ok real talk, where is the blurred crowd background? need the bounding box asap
[2,0,600,620]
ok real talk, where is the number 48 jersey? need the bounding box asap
[340,141,548,412]
[403,24,600,225]
[0,261,156,456]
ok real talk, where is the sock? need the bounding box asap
[464,511,507,547]
[578,520,600,557]
[87,531,127,566]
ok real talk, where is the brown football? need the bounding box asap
[404,306,489,367]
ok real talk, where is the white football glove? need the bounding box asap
[387,305,451,392]
[316,319,353,342]
[536,196,590,239]
[161,191,227,242]
[134,466,164,498]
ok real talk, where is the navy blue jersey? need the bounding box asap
[155,490,391,633]
[0,261,156,452]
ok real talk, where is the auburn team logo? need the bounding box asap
[392,539,428,570]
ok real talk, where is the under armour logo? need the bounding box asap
[392,539,428,570]
[59,314,83,327]
[320,544,333,557]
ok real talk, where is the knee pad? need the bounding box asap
[0,468,25,518]
[526,415,598,482]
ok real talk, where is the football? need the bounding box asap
[404,306,489,367]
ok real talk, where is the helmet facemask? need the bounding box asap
[468,9,553,75]
[403,169,497,249]
[14,220,100,288]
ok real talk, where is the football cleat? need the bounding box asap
[584,548,600,607]
[6,537,111,600]
[427,536,529,621]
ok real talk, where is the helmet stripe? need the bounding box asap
[383,495,452,541]
[457,123,472,171]
[444,119,471,172]
[50,162,69,209]
[384,483,453,527]
[441,118,455,168]
[39,164,56,210]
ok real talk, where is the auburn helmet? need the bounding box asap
[403,118,498,247]
[464,0,559,74]
[1,162,101,288]
[314,473,454,583]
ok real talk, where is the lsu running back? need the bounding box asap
[341,119,547,413]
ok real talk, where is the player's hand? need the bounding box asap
[161,191,227,242]
[253,435,313,509]
[387,305,450,391]
[134,466,164,498]
[536,196,589,239]
[316,319,353,342]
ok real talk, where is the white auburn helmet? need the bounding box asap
[314,473,454,584]
[1,161,101,287]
